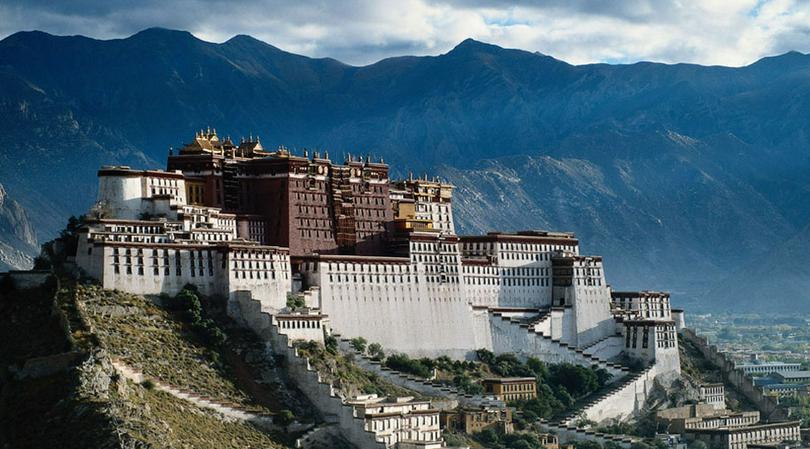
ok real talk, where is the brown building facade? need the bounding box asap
[167,130,394,257]
[482,377,537,402]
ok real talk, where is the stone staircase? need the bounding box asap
[229,292,388,449]
[536,419,636,448]
[490,311,629,377]
[335,336,499,409]
[296,424,343,449]
[110,358,280,431]
[527,309,551,332]
[580,334,622,362]
[555,364,656,426]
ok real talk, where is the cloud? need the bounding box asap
[1,0,810,66]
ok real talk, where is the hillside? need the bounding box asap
[0,279,302,448]
[0,183,37,270]
[2,29,810,310]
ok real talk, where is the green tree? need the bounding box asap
[576,440,602,449]
[276,409,295,426]
[688,440,708,449]
[476,348,496,365]
[368,343,385,361]
[350,337,367,353]
[325,335,338,354]
[476,428,499,445]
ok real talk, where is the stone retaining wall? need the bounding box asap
[228,292,386,449]
[680,329,789,422]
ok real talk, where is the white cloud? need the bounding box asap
[1,0,810,66]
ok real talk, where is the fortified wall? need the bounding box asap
[680,329,789,422]
[227,291,387,449]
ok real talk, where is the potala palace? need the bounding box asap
[74,128,686,428]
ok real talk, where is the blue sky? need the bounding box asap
[2,0,810,66]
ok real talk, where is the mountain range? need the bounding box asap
[1,28,809,311]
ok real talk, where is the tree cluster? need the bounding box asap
[472,349,611,420]
[166,285,226,349]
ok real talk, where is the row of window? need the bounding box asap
[411,242,458,252]
[277,319,322,329]
[461,242,575,252]
[412,254,459,264]
[103,225,167,234]
[464,276,551,287]
[463,266,550,276]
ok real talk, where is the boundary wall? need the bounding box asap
[227,292,387,449]
[681,329,789,422]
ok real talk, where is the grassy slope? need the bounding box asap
[296,341,421,399]
[76,284,266,411]
[1,280,293,448]
[123,382,285,448]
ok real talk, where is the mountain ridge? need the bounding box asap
[2,28,810,311]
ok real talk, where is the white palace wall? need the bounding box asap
[97,173,145,220]
[571,283,615,348]
[461,262,553,308]
[301,257,477,359]
[78,233,291,312]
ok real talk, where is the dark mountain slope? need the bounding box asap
[0,183,37,270]
[708,222,810,313]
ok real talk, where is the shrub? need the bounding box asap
[384,353,433,378]
[475,348,496,365]
[476,428,499,444]
[688,441,707,449]
[141,379,156,390]
[368,343,385,361]
[576,440,603,449]
[276,409,295,426]
[325,335,338,354]
[286,293,306,310]
[453,373,484,395]
[442,432,467,447]
[173,287,226,348]
[549,363,599,398]
[350,337,367,353]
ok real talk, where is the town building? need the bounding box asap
[754,371,810,398]
[658,385,801,449]
[482,377,537,402]
[686,421,801,449]
[699,383,727,410]
[346,395,442,448]
[440,405,513,434]
[771,371,810,384]
[735,361,802,376]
